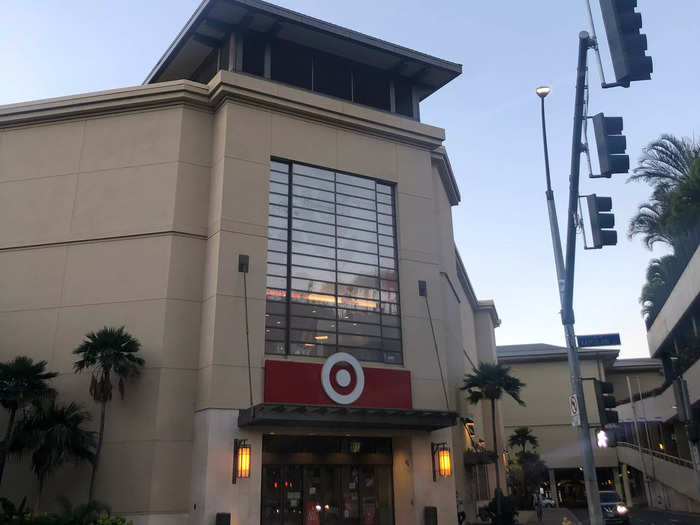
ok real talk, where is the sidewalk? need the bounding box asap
[520,507,581,524]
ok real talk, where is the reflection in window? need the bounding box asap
[265,161,402,364]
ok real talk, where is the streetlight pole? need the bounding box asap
[537,86,566,303]
[537,31,604,525]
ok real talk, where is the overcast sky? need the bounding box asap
[1,1,697,358]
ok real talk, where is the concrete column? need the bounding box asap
[662,354,674,382]
[548,469,558,507]
[621,464,632,507]
[614,465,624,505]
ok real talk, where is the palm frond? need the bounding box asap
[10,399,96,488]
[73,326,144,401]
[0,356,57,412]
[461,362,526,406]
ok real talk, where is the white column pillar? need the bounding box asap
[613,465,624,504]
[621,464,632,508]
[548,469,558,507]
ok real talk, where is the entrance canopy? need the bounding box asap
[238,403,457,431]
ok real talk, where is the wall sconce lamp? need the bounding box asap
[233,439,251,483]
[431,442,452,481]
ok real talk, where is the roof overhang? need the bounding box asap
[238,403,457,431]
[145,0,462,100]
[497,347,620,364]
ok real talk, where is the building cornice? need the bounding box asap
[0,72,445,154]
[0,80,210,129]
[208,71,446,149]
[455,250,500,327]
[497,349,619,364]
[431,147,460,206]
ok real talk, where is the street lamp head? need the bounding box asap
[536,86,551,98]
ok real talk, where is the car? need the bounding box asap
[599,490,630,524]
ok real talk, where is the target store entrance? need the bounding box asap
[261,435,394,525]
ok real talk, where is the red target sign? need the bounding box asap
[321,353,365,404]
[264,359,412,408]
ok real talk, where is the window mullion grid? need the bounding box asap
[373,184,383,362]
[333,172,339,358]
[285,162,293,356]
[389,186,402,364]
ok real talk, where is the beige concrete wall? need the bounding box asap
[618,444,700,511]
[1,70,499,524]
[500,359,618,469]
[647,245,700,356]
[607,369,664,401]
[0,105,210,515]
[192,93,474,522]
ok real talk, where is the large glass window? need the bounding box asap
[265,161,402,364]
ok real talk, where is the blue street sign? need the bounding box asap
[577,333,621,348]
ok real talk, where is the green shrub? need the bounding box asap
[0,498,132,525]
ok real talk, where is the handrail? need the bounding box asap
[618,441,694,469]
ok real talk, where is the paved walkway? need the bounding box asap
[570,506,700,525]
[520,507,581,524]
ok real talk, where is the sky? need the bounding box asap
[1,0,697,359]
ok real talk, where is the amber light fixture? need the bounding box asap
[233,439,251,483]
[431,442,452,481]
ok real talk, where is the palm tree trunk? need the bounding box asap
[34,477,44,512]
[89,400,107,501]
[491,398,500,491]
[0,408,17,485]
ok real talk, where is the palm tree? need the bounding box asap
[508,426,538,455]
[10,399,96,509]
[461,362,525,490]
[628,134,700,251]
[0,356,57,485]
[72,326,144,501]
[640,255,682,320]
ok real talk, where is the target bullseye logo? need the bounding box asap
[321,353,365,405]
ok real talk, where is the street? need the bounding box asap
[570,506,700,525]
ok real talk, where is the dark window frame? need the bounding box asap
[265,159,402,365]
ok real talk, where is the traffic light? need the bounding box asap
[594,380,619,427]
[599,0,653,86]
[592,113,628,178]
[586,195,617,248]
[596,428,618,448]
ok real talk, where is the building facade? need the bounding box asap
[0,1,505,524]
[497,343,664,508]
[615,244,700,513]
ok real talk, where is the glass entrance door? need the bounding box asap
[263,464,392,525]
[261,465,304,525]
[261,435,394,525]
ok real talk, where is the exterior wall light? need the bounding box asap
[431,442,452,481]
[233,439,251,483]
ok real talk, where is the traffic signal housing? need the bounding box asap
[594,380,619,427]
[586,195,617,248]
[599,0,653,86]
[592,113,628,178]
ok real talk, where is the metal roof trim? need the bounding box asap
[144,0,462,89]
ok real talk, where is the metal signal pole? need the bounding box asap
[538,31,603,525]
